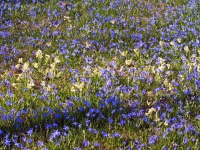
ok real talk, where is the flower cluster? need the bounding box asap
[0,0,199,149]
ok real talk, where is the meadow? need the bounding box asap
[0,0,200,149]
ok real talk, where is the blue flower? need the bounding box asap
[183,137,188,144]
[195,114,200,120]
[149,135,158,145]
[83,140,89,147]
[50,130,61,141]
[0,129,4,136]
[37,141,44,147]
[27,128,33,136]
[94,142,100,147]
[63,126,69,131]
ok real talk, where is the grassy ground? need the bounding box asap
[0,0,200,149]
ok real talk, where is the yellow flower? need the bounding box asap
[18,58,23,63]
[164,120,169,126]
[86,41,91,48]
[46,42,52,47]
[177,38,182,43]
[27,79,35,89]
[125,59,132,65]
[41,81,46,87]
[50,63,56,70]
[44,84,52,92]
[56,72,62,78]
[33,62,38,68]
[110,20,115,24]
[134,48,139,55]
[15,64,21,69]
[170,41,175,46]
[75,82,85,91]
[158,65,165,73]
[64,16,71,22]
[16,73,23,81]
[36,49,43,59]
[22,62,29,72]
[54,56,60,64]
[12,83,18,88]
[145,107,156,116]
[121,51,128,57]
[45,54,50,63]
[71,86,76,92]
[159,41,164,47]
[184,46,189,53]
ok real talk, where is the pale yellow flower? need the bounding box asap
[46,42,52,47]
[166,64,171,69]
[85,41,91,48]
[158,65,165,72]
[54,56,60,64]
[39,81,44,87]
[71,86,76,92]
[170,41,175,46]
[12,83,18,88]
[75,82,85,91]
[125,59,132,65]
[18,58,23,63]
[164,120,169,126]
[22,62,29,72]
[159,41,164,47]
[110,20,115,24]
[15,64,21,69]
[36,49,43,59]
[16,73,23,81]
[56,72,62,78]
[32,62,38,68]
[64,16,71,21]
[166,71,171,76]
[45,54,50,63]
[177,38,182,43]
[145,107,156,116]
[134,48,139,55]
[155,112,160,122]
[27,79,35,89]
[50,63,56,70]
[121,51,128,57]
[184,46,189,53]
